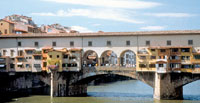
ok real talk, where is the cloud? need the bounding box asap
[31,9,144,24]
[140,26,165,30]
[145,13,194,17]
[92,23,102,27]
[71,26,93,33]
[42,0,161,9]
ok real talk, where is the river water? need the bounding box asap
[7,80,200,103]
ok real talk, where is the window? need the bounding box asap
[159,64,164,67]
[140,56,146,59]
[167,40,171,46]
[50,55,52,58]
[35,42,39,47]
[62,63,66,67]
[170,56,179,60]
[57,55,59,58]
[181,65,192,68]
[63,55,68,59]
[149,64,155,68]
[17,58,24,62]
[194,55,200,59]
[151,49,155,52]
[5,29,7,34]
[170,63,180,68]
[29,57,32,59]
[70,41,74,47]
[181,56,190,60]
[139,64,146,68]
[10,64,14,69]
[26,64,30,68]
[52,42,56,46]
[34,56,41,60]
[194,64,200,68]
[17,65,23,68]
[3,50,6,56]
[88,41,92,46]
[150,56,156,59]
[181,48,190,52]
[18,50,23,56]
[171,48,178,52]
[126,41,130,46]
[34,64,41,68]
[160,49,166,52]
[26,50,33,54]
[43,62,47,67]
[146,40,150,46]
[10,50,14,57]
[18,42,21,47]
[107,41,111,46]
[0,58,5,62]
[188,40,193,45]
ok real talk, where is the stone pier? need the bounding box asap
[154,73,183,100]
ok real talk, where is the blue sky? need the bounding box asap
[0,0,200,32]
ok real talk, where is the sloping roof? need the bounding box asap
[0,30,200,38]
[0,19,15,24]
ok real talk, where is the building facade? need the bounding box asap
[0,19,15,34]
[0,30,200,73]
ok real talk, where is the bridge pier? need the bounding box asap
[154,73,183,100]
[50,72,87,97]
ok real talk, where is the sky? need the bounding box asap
[0,0,200,32]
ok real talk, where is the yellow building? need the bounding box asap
[47,50,63,72]
[136,46,200,73]
[0,19,15,34]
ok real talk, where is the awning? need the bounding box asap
[17,62,23,65]
[0,64,5,67]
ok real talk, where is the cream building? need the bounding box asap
[0,30,200,72]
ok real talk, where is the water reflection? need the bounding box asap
[6,80,200,103]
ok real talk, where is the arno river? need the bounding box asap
[7,80,200,103]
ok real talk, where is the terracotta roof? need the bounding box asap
[70,48,82,51]
[0,19,15,24]
[0,30,200,38]
[42,47,53,50]
[16,56,24,58]
[14,29,28,33]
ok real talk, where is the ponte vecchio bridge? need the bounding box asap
[0,30,200,100]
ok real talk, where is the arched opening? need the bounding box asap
[100,50,117,66]
[74,74,153,98]
[183,80,200,100]
[120,50,136,67]
[83,50,98,67]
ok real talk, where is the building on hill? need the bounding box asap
[40,24,71,33]
[0,19,15,35]
[3,14,41,34]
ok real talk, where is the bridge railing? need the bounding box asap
[82,66,136,74]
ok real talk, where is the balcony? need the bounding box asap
[181,60,191,64]
[137,49,149,55]
[156,67,167,73]
[156,63,167,73]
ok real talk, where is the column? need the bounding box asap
[153,73,183,100]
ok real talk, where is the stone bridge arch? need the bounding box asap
[71,67,155,88]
